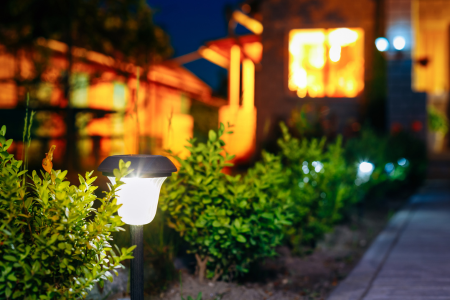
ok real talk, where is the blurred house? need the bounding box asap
[0,39,215,170]
[180,0,450,161]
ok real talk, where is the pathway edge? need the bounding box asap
[326,204,413,300]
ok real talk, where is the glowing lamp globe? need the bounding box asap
[356,161,374,185]
[359,162,374,173]
[98,155,177,225]
[393,36,406,51]
[375,37,389,52]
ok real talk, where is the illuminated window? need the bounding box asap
[288,28,364,98]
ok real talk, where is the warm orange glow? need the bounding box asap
[199,46,229,69]
[229,45,241,107]
[219,105,256,161]
[328,28,359,47]
[219,51,257,162]
[243,42,263,63]
[289,28,364,98]
[232,11,263,35]
[1,38,212,170]
[412,0,450,93]
[288,29,326,98]
[242,58,255,111]
[88,82,114,110]
[163,114,193,159]
[329,46,341,62]
[0,82,17,108]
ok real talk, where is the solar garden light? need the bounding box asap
[98,155,177,300]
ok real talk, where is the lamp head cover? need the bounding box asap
[98,155,177,178]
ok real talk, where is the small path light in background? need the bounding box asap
[375,37,389,52]
[356,162,374,186]
[393,36,406,51]
[398,158,409,167]
[98,155,177,300]
[385,162,395,174]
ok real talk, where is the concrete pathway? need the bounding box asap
[328,180,450,300]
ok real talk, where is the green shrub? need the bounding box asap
[277,122,357,251]
[345,127,389,187]
[0,125,135,299]
[428,106,449,134]
[160,124,292,282]
[345,126,425,199]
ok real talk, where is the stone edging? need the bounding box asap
[326,204,414,300]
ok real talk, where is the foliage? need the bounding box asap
[277,122,357,251]
[191,100,219,144]
[181,292,203,300]
[0,0,172,64]
[0,125,135,299]
[427,106,449,134]
[345,126,426,199]
[386,131,426,185]
[160,124,292,282]
[345,127,390,191]
[288,105,324,138]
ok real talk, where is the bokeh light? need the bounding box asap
[393,36,406,50]
[375,37,389,52]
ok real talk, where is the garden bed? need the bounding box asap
[100,205,403,300]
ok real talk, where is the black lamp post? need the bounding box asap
[98,155,177,300]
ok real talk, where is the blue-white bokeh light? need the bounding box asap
[385,162,394,173]
[397,158,409,167]
[375,37,389,52]
[393,36,406,50]
[356,162,375,186]
[312,161,323,173]
[359,162,374,173]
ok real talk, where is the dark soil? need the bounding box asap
[91,192,411,300]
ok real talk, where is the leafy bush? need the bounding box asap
[160,124,292,282]
[345,127,390,194]
[0,125,135,299]
[345,126,425,198]
[277,122,357,251]
[428,106,449,134]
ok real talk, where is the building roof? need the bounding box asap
[206,34,262,63]
[36,38,213,102]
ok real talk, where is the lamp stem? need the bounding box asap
[130,225,144,300]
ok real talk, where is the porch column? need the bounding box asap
[242,58,255,111]
[229,44,241,108]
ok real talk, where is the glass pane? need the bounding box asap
[288,28,364,98]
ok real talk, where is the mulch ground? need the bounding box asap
[93,197,407,300]
[149,210,388,300]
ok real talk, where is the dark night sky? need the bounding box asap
[147,0,249,91]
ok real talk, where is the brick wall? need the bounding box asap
[387,59,427,139]
[385,0,427,140]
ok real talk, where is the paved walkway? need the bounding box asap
[328,180,450,300]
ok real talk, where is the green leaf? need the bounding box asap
[4,255,16,262]
[261,213,274,220]
[195,292,203,300]
[5,287,11,298]
[3,139,13,150]
[104,271,114,282]
[208,130,217,142]
[7,273,17,281]
[236,235,247,243]
[12,290,22,299]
